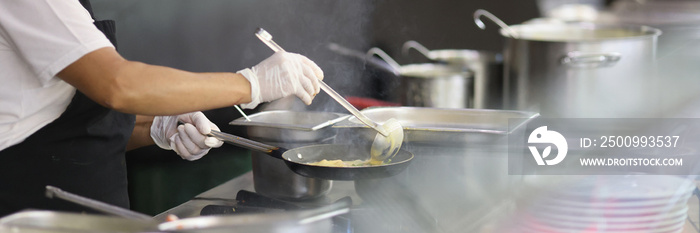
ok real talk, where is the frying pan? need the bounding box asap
[209,131,413,180]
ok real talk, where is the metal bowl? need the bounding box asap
[229,111,348,142]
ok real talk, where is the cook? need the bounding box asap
[0,0,323,217]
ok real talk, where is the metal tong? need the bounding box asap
[209,130,277,153]
[254,28,389,137]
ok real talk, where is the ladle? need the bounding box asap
[254,28,403,162]
[473,9,519,39]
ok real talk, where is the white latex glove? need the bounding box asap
[150,112,224,161]
[238,52,324,109]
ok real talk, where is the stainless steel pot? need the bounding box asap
[229,111,348,200]
[499,22,662,117]
[249,141,332,200]
[402,41,504,109]
[398,63,473,109]
[367,48,474,109]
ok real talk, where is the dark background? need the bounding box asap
[89,0,537,215]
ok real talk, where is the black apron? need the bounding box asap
[0,0,134,217]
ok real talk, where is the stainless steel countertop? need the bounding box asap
[151,149,700,233]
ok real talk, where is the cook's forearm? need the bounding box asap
[108,61,251,115]
[126,115,155,151]
[58,47,253,115]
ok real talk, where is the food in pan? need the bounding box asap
[307,158,386,167]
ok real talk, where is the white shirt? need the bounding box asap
[0,0,114,151]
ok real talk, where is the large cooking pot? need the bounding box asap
[402,41,504,109]
[488,18,662,117]
[367,48,474,109]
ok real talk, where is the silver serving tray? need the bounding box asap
[0,210,158,232]
[1,203,348,233]
[157,200,349,233]
[333,107,539,145]
[229,111,349,142]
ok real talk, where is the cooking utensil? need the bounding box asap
[489,21,661,117]
[228,111,347,200]
[249,140,333,200]
[366,47,474,109]
[229,111,347,199]
[44,186,154,221]
[233,105,251,121]
[228,110,348,142]
[0,210,159,233]
[401,41,504,109]
[254,28,403,162]
[473,9,519,38]
[209,130,413,180]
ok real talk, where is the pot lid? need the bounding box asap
[502,23,661,42]
[398,63,471,78]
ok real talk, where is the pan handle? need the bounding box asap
[209,130,286,159]
[45,186,154,221]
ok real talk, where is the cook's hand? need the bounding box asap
[238,52,324,109]
[150,112,224,161]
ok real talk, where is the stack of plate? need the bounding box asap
[514,175,696,233]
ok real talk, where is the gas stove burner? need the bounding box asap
[198,190,353,232]
[234,190,308,210]
[197,190,305,216]
[197,190,440,233]
[199,204,284,216]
